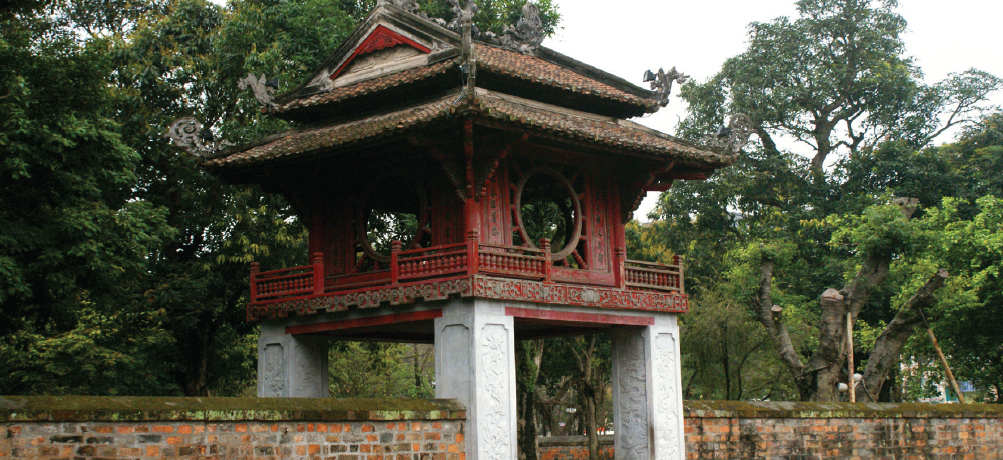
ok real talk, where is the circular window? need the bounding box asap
[514,167,582,261]
[357,181,429,265]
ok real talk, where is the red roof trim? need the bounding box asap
[330,25,431,80]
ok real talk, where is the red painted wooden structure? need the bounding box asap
[205,5,734,332]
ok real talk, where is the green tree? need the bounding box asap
[0,5,176,394]
[655,0,1001,401]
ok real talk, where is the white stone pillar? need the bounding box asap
[435,299,517,459]
[611,313,684,460]
[258,321,329,397]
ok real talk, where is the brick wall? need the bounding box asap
[537,401,1003,459]
[5,397,1003,459]
[0,396,466,460]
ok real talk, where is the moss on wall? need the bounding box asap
[2,396,999,424]
[683,400,1003,419]
[0,396,465,423]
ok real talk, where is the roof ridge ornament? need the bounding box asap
[703,113,753,155]
[496,2,545,54]
[165,117,234,157]
[238,73,278,109]
[379,0,421,14]
[643,67,688,107]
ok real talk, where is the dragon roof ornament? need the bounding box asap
[702,113,754,155]
[643,66,688,107]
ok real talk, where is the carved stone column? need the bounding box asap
[258,321,329,397]
[435,299,517,459]
[611,313,684,460]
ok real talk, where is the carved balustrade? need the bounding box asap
[477,242,548,281]
[394,242,469,282]
[249,242,684,305]
[624,256,684,293]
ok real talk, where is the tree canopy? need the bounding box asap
[648,0,1003,402]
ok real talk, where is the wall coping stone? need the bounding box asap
[537,435,614,447]
[0,396,466,423]
[684,400,1003,419]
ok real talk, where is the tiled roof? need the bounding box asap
[269,43,658,116]
[205,93,459,168]
[475,44,659,111]
[206,89,732,169]
[272,59,458,113]
[470,89,732,166]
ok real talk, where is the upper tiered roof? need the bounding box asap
[207,2,733,175]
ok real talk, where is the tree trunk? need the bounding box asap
[860,270,950,402]
[751,258,812,399]
[516,340,544,460]
[584,392,599,460]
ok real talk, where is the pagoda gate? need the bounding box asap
[203,1,735,458]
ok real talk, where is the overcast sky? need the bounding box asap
[540,0,1003,220]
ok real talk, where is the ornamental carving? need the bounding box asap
[654,332,681,459]
[643,67,689,107]
[247,277,471,321]
[262,343,285,397]
[237,72,277,108]
[615,331,649,458]
[165,118,234,157]
[478,324,513,459]
[248,275,686,321]
[702,113,754,155]
[472,276,688,313]
[496,2,545,54]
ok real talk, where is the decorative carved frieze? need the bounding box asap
[472,276,688,313]
[248,274,687,321]
[247,277,472,321]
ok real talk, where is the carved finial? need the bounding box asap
[386,0,420,14]
[496,2,544,53]
[165,117,207,156]
[238,73,276,108]
[701,113,753,155]
[643,66,689,107]
[445,0,477,32]
[165,117,234,157]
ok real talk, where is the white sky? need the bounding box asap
[540,0,1003,221]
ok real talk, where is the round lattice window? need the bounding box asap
[356,181,430,265]
[514,167,582,262]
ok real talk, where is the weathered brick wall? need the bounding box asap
[0,396,466,459]
[537,435,612,460]
[538,401,1003,459]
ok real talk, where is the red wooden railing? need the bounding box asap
[478,242,549,281]
[624,256,684,293]
[394,241,469,282]
[249,242,683,304]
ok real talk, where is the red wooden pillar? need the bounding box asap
[390,240,402,285]
[466,229,479,275]
[539,237,552,283]
[250,261,260,303]
[311,252,325,295]
[674,254,685,293]
[614,247,626,289]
